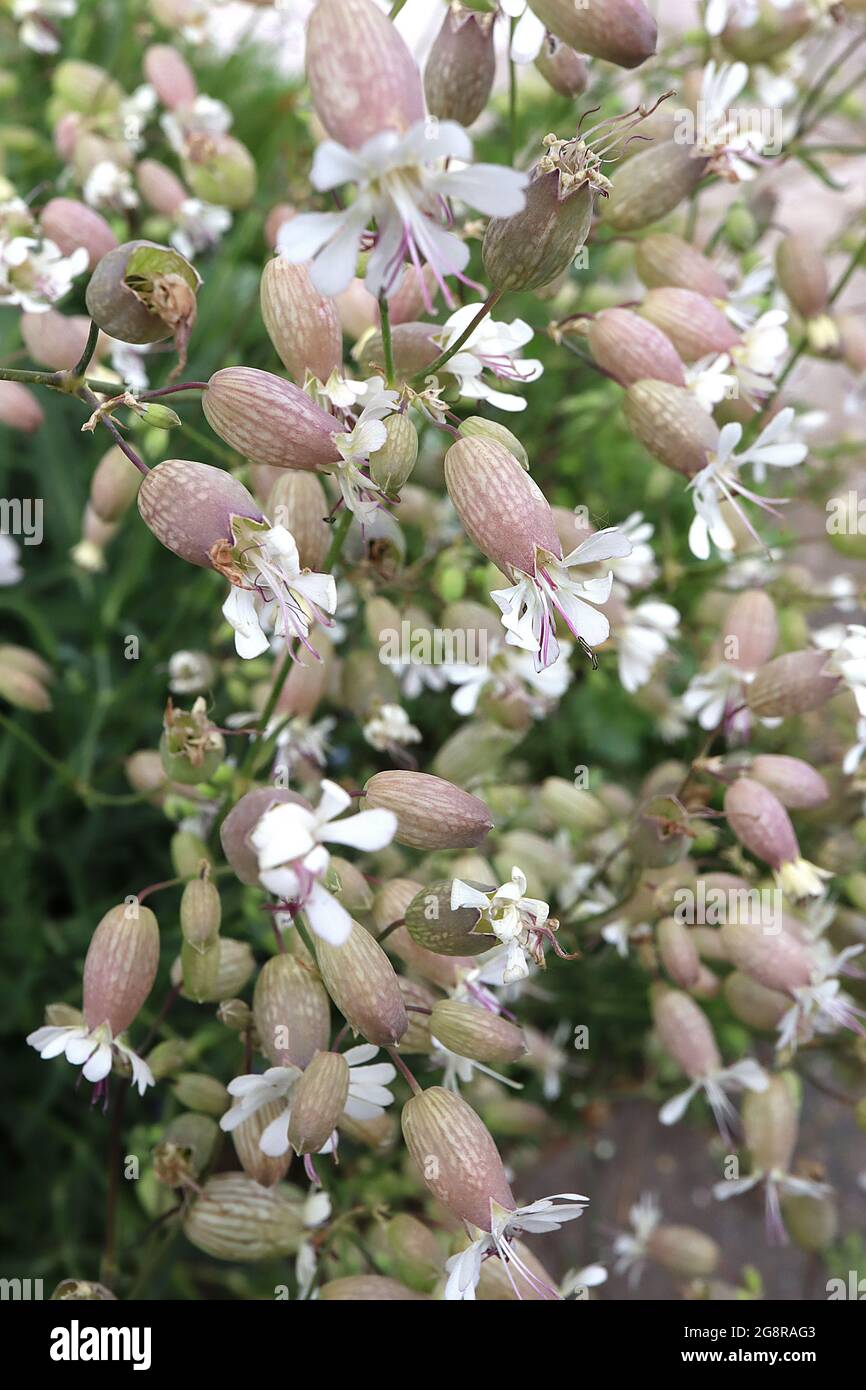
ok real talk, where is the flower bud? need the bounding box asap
[0,380,44,432]
[0,644,53,711]
[378,1213,442,1292]
[315,920,408,1046]
[444,437,560,578]
[782,1192,838,1252]
[263,471,330,571]
[430,1000,526,1065]
[86,241,200,366]
[587,308,686,387]
[742,1072,800,1173]
[405,880,494,957]
[138,458,263,569]
[775,233,835,350]
[183,1173,304,1261]
[632,796,690,868]
[724,777,799,872]
[160,696,225,783]
[723,589,778,671]
[288,1050,350,1154]
[180,937,221,1004]
[176,937,254,1002]
[90,445,142,523]
[53,59,123,114]
[217,998,252,1033]
[483,165,593,293]
[173,1072,229,1117]
[147,1038,188,1079]
[535,35,589,98]
[260,257,342,385]
[623,380,719,476]
[143,43,197,109]
[539,777,609,834]
[647,1226,719,1278]
[305,0,424,149]
[719,920,812,993]
[721,4,812,64]
[182,133,256,209]
[635,233,729,299]
[363,770,493,850]
[230,1099,292,1186]
[433,720,521,785]
[603,141,706,232]
[252,951,330,1069]
[401,1086,515,1231]
[136,158,188,216]
[837,313,866,374]
[749,755,829,810]
[202,366,339,471]
[21,310,95,371]
[180,873,221,946]
[531,0,656,67]
[319,1275,427,1300]
[723,970,789,1030]
[657,917,701,989]
[83,902,160,1036]
[639,288,739,363]
[369,413,418,496]
[170,826,210,875]
[424,5,496,128]
[458,416,528,470]
[651,986,721,1079]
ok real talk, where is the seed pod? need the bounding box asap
[404,881,493,957]
[143,43,197,109]
[444,437,560,577]
[531,0,655,67]
[230,1099,292,1186]
[0,380,44,432]
[635,233,729,299]
[776,234,828,320]
[363,771,493,850]
[202,366,340,471]
[253,952,331,1069]
[370,413,418,495]
[175,937,254,1003]
[89,446,142,523]
[430,1000,526,1065]
[603,141,706,232]
[220,787,312,887]
[306,0,424,149]
[782,1191,838,1252]
[315,920,408,1046]
[21,310,95,371]
[747,649,840,718]
[534,35,589,98]
[182,133,256,209]
[742,1072,800,1172]
[86,240,199,354]
[378,1213,442,1292]
[288,1050,350,1154]
[402,1086,515,1231]
[657,918,701,989]
[724,970,790,1029]
[632,796,690,868]
[719,920,812,993]
[587,308,686,387]
[183,1173,304,1261]
[136,158,187,216]
[424,5,496,128]
[433,721,521,785]
[750,755,829,810]
[458,416,528,470]
[83,903,160,1036]
[320,1275,427,1300]
[651,986,721,1079]
[724,777,799,872]
[483,167,594,294]
[639,289,740,363]
[646,1225,720,1278]
[53,59,124,114]
[260,257,342,385]
[721,3,812,65]
[174,1072,229,1117]
[138,458,263,569]
[264,471,330,571]
[180,875,221,949]
[723,589,778,671]
[623,379,719,476]
[539,778,609,834]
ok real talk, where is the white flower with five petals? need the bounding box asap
[221,521,336,661]
[26,1021,154,1095]
[444,1194,588,1301]
[433,304,543,412]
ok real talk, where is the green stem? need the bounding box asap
[388,0,408,16]
[79,386,149,476]
[72,320,101,379]
[412,290,502,384]
[378,292,395,389]
[508,22,518,166]
[0,364,121,394]
[238,646,295,779]
[325,505,353,569]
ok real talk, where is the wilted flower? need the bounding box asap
[451,868,552,983]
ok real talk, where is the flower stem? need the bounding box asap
[412,289,502,384]
[389,0,408,16]
[386,1047,422,1095]
[325,504,353,569]
[508,22,518,166]
[78,386,149,476]
[378,292,396,388]
[72,319,101,379]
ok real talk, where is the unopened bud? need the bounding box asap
[363,770,493,850]
[651,986,721,1079]
[253,952,331,1069]
[603,141,706,232]
[0,644,53,710]
[540,777,609,834]
[647,1225,720,1278]
[181,937,254,1002]
[320,1275,427,1300]
[639,288,739,363]
[288,1050,350,1154]
[53,59,123,114]
[147,1037,188,1080]
[624,379,719,476]
[0,380,44,433]
[202,366,339,470]
[657,918,701,989]
[315,920,408,1046]
[747,648,840,718]
[137,158,188,216]
[588,308,686,387]
[143,44,197,110]
[369,413,418,495]
[306,0,424,149]
[742,1072,800,1173]
[83,902,160,1037]
[635,233,729,299]
[723,589,778,671]
[379,1213,442,1293]
[458,416,528,470]
[90,445,142,523]
[750,755,829,810]
[433,720,521,785]
[531,0,656,66]
[261,257,342,385]
[402,1086,515,1231]
[430,1000,526,1065]
[174,1071,229,1117]
[424,5,496,128]
[183,1173,304,1261]
[535,35,589,98]
[182,133,256,210]
[169,827,210,876]
[217,998,253,1032]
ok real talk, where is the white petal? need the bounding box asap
[304,880,353,945]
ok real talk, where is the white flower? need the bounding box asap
[452,868,551,983]
[822,624,866,718]
[221,521,336,661]
[0,536,23,586]
[693,61,771,182]
[561,1264,608,1298]
[251,778,396,945]
[168,649,215,695]
[660,1057,768,1139]
[161,96,232,156]
[83,161,138,213]
[363,703,421,752]
[277,119,527,304]
[170,199,232,260]
[119,85,157,153]
[730,310,790,404]
[613,1192,662,1287]
[617,600,680,694]
[491,527,632,673]
[686,353,738,412]
[682,661,748,731]
[341,1043,397,1122]
[687,410,806,560]
[842,717,866,776]
[775,943,866,1054]
[0,235,88,313]
[26,1022,154,1096]
[273,715,335,777]
[608,512,658,589]
[433,304,543,412]
[714,1163,832,1244]
[500,0,547,63]
[444,1194,588,1301]
[330,388,399,523]
[12,0,76,53]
